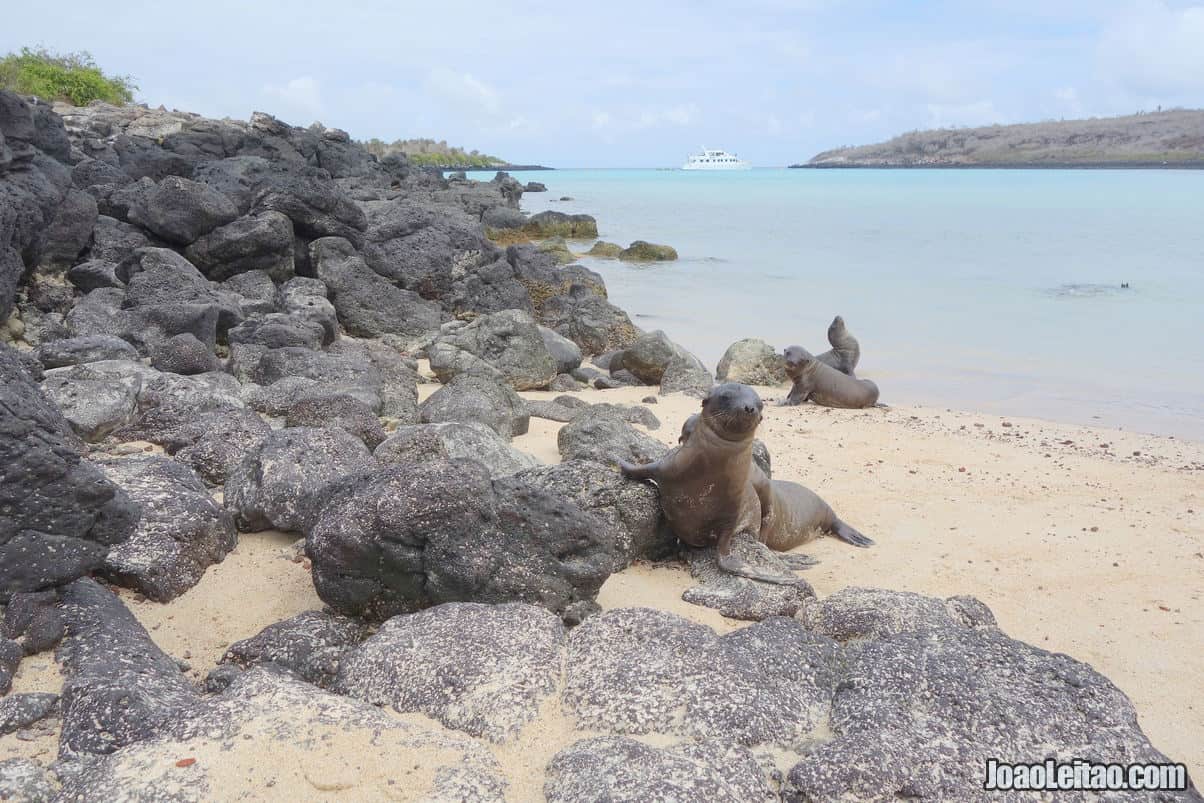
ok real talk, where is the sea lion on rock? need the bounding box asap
[620,383,872,584]
[815,315,860,376]
[781,345,879,408]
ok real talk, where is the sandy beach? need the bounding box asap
[4,380,1201,796]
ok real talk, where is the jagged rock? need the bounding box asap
[311,236,442,343]
[586,241,623,258]
[55,669,506,802]
[1,590,65,655]
[360,200,502,308]
[716,338,786,385]
[307,460,614,623]
[557,406,668,467]
[85,215,150,264]
[683,532,815,621]
[66,258,124,292]
[545,737,773,803]
[253,168,368,244]
[96,456,236,602]
[219,610,369,689]
[524,181,547,192]
[57,578,201,758]
[0,347,137,601]
[516,459,674,569]
[35,335,137,369]
[618,240,678,261]
[482,205,526,231]
[41,188,98,266]
[523,210,598,238]
[563,608,839,750]
[374,422,539,478]
[184,210,294,281]
[550,372,583,392]
[133,175,239,245]
[538,236,575,264]
[428,309,556,390]
[336,602,564,742]
[539,324,583,373]
[419,374,530,438]
[149,332,221,375]
[804,586,998,641]
[285,391,387,449]
[227,312,325,350]
[785,590,1185,801]
[169,407,272,486]
[278,277,339,344]
[619,330,685,384]
[0,693,59,736]
[113,369,246,447]
[118,248,236,349]
[524,399,584,423]
[38,364,141,442]
[219,269,278,316]
[0,639,19,695]
[0,758,56,803]
[224,426,374,534]
[540,284,641,357]
[660,351,714,397]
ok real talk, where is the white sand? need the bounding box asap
[3,380,1200,795]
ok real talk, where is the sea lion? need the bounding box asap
[815,315,860,376]
[620,383,872,584]
[781,345,880,408]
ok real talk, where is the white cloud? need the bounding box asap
[1098,1,1204,94]
[262,76,323,119]
[425,67,502,115]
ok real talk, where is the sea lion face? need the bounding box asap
[828,315,845,336]
[782,345,815,378]
[699,382,763,442]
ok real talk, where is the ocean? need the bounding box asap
[472,168,1204,440]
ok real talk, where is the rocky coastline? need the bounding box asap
[1,93,1199,801]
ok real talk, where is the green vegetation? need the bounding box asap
[0,47,136,106]
[362,137,506,168]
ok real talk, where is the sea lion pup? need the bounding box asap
[620,383,872,585]
[780,345,880,408]
[815,315,860,376]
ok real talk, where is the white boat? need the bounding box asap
[681,147,751,170]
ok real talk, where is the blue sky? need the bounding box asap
[6,0,1203,166]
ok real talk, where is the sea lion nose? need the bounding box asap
[744,405,756,413]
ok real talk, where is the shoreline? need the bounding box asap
[792,161,1204,169]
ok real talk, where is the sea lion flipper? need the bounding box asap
[832,519,874,547]
[716,551,802,585]
[778,553,820,570]
[618,458,660,482]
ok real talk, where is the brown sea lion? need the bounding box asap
[620,383,872,584]
[815,315,860,376]
[781,345,880,408]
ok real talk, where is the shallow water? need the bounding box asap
[478,168,1204,439]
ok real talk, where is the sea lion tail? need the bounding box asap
[832,519,874,547]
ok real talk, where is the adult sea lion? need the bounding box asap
[781,345,879,408]
[620,383,872,584]
[815,315,860,376]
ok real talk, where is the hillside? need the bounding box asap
[800,109,1204,168]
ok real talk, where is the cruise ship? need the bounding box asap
[681,148,751,170]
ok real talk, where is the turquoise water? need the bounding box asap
[477,168,1204,439]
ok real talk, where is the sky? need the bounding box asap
[5,0,1204,167]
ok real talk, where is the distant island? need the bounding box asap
[361,137,550,171]
[793,109,1204,168]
